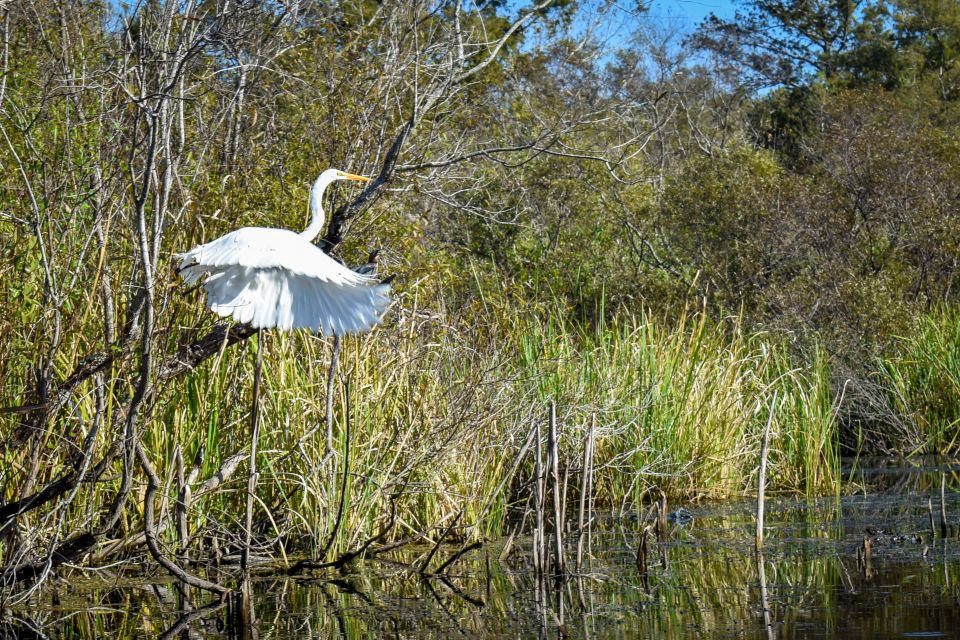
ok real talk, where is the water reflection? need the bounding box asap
[9,459,960,639]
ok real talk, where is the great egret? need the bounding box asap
[178,169,391,335]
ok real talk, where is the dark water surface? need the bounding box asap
[7,458,960,639]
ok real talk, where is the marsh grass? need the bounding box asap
[1,254,849,566]
[150,291,845,562]
[512,308,840,503]
[878,307,960,454]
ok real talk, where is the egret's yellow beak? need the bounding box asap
[338,172,372,182]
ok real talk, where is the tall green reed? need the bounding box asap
[878,306,960,453]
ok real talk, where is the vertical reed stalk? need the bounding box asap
[241,331,264,575]
[533,421,544,577]
[326,335,341,453]
[576,414,593,571]
[859,536,873,578]
[174,447,187,560]
[586,414,594,565]
[561,463,570,536]
[548,400,565,576]
[756,391,777,549]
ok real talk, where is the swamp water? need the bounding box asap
[5,458,959,639]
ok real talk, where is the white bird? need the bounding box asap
[177,169,391,335]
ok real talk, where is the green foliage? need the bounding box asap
[648,147,790,311]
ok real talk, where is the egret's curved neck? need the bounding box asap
[300,172,339,241]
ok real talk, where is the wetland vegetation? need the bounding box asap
[7,459,960,638]
[1,0,960,635]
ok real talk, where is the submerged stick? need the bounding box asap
[657,490,669,570]
[636,527,649,587]
[857,536,873,579]
[756,391,777,549]
[241,331,264,576]
[656,491,668,543]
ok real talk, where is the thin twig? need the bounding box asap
[420,510,463,574]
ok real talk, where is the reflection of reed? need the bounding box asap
[21,536,960,639]
[159,599,226,640]
[756,551,774,640]
[844,457,960,495]
[636,527,650,593]
[856,535,874,580]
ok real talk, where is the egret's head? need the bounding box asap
[333,169,372,183]
[310,169,373,214]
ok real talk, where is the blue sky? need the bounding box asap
[647,0,739,27]
[563,0,740,53]
[558,1,740,64]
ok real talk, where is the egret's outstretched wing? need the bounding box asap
[185,264,390,334]
[178,227,371,285]
[178,227,391,335]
